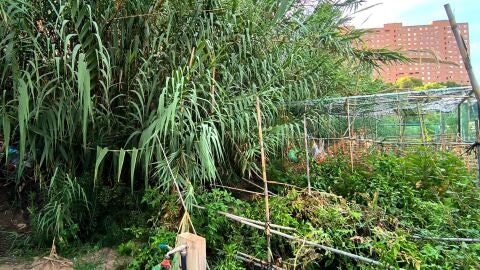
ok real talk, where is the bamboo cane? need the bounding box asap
[346,99,354,171]
[303,110,312,195]
[445,3,480,185]
[255,96,272,264]
[411,235,480,243]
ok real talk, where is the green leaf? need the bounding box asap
[2,114,10,164]
[130,148,139,191]
[17,78,29,178]
[117,148,126,183]
[94,146,109,186]
[77,53,91,149]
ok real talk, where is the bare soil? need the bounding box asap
[0,180,131,270]
[0,247,131,270]
[0,185,28,234]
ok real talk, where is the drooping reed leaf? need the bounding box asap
[94,146,109,186]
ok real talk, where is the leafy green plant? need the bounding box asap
[309,148,480,269]
[123,226,177,270]
[29,168,89,247]
[213,243,245,270]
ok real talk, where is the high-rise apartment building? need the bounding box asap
[361,20,470,85]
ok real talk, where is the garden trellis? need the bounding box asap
[304,86,473,117]
[289,86,480,178]
[291,86,475,142]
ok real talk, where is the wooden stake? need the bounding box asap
[411,235,480,243]
[210,67,216,112]
[457,103,462,138]
[346,99,354,171]
[417,105,426,143]
[255,96,272,264]
[467,98,471,140]
[397,95,405,151]
[188,47,196,68]
[303,110,312,195]
[440,112,446,150]
[236,252,286,270]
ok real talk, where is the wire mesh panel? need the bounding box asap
[293,87,478,172]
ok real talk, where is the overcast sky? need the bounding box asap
[349,0,479,75]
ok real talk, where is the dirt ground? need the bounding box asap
[0,256,71,270]
[0,185,28,234]
[0,183,29,264]
[0,247,131,270]
[0,184,130,270]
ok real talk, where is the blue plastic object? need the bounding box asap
[8,146,18,155]
[158,244,170,249]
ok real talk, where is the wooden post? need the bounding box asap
[396,93,405,151]
[398,114,405,150]
[417,105,426,143]
[303,110,312,195]
[361,118,366,155]
[457,103,462,139]
[177,232,206,270]
[188,47,196,68]
[346,99,354,171]
[467,98,471,140]
[255,96,272,264]
[440,112,446,136]
[420,114,426,143]
[440,112,446,150]
[396,93,402,140]
[445,3,480,184]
